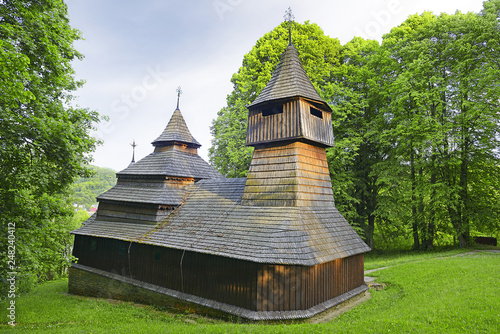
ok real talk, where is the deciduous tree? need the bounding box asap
[325,37,386,248]
[375,9,500,248]
[0,0,100,296]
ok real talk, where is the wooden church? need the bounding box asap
[69,35,370,321]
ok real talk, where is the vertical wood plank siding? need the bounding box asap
[73,235,365,312]
[298,99,333,146]
[96,201,173,224]
[246,98,334,147]
[246,100,301,145]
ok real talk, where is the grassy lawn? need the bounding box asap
[1,249,499,333]
[363,247,471,270]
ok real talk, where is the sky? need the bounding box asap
[65,0,486,172]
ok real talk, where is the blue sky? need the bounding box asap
[65,0,486,171]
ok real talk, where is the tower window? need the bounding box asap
[262,104,283,117]
[153,251,161,262]
[310,106,323,119]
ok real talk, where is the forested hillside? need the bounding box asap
[71,166,116,210]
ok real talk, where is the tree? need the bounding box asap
[374,12,442,250]
[375,9,500,249]
[324,37,386,248]
[209,98,251,178]
[209,21,342,177]
[0,0,100,296]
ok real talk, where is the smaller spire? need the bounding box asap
[152,109,201,148]
[176,86,182,110]
[130,139,137,163]
[284,7,294,46]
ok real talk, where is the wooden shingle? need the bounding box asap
[74,178,370,266]
[152,108,201,148]
[249,45,331,111]
[117,150,221,180]
[97,181,187,206]
[242,141,335,207]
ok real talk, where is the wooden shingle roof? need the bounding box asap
[249,44,331,111]
[76,213,155,241]
[74,178,370,265]
[97,181,187,206]
[152,108,201,148]
[117,150,221,180]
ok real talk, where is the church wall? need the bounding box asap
[73,235,258,310]
[246,98,334,147]
[297,99,334,146]
[254,254,365,312]
[95,201,173,224]
[68,264,234,320]
[73,235,365,313]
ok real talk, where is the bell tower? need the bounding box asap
[242,27,336,207]
[244,44,335,147]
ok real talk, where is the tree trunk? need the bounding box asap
[458,157,470,247]
[366,214,375,249]
[418,167,427,248]
[458,94,470,247]
[411,148,420,250]
[426,99,437,249]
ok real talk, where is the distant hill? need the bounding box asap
[71,166,116,210]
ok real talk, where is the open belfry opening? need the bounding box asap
[69,13,370,322]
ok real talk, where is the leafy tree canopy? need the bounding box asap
[0,0,101,296]
[374,7,500,248]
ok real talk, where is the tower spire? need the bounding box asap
[152,88,201,149]
[176,86,182,110]
[284,7,294,46]
[130,139,137,163]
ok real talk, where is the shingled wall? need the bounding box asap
[242,141,334,207]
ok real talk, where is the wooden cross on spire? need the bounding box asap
[130,139,137,163]
[176,86,183,109]
[284,7,294,46]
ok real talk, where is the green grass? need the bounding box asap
[363,247,471,270]
[331,251,500,333]
[1,249,499,333]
